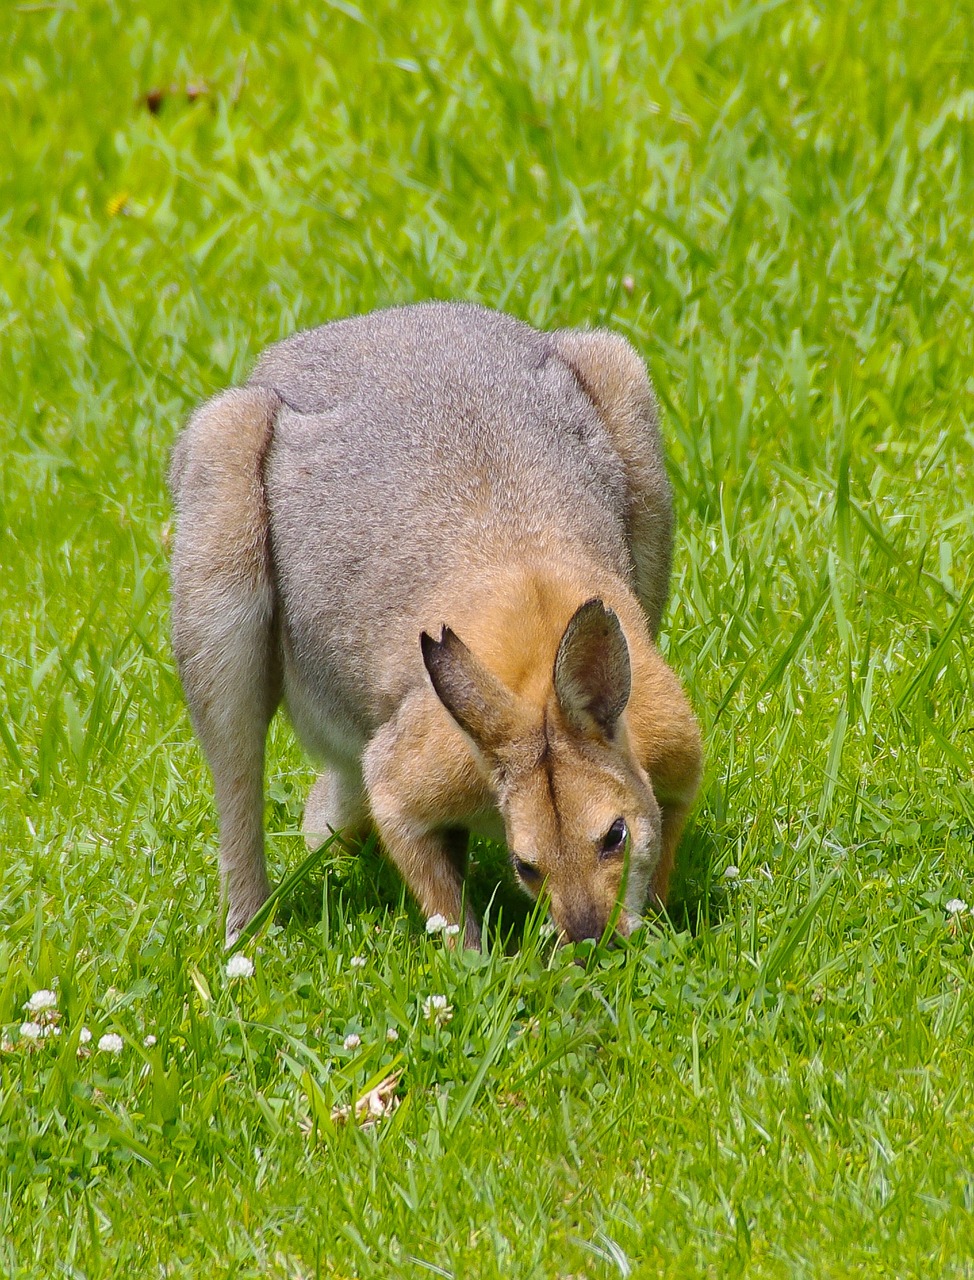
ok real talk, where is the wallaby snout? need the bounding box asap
[168,302,702,947]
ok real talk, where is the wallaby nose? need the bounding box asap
[557,904,607,943]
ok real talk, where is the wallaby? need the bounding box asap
[168,303,702,947]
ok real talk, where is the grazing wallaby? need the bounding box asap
[168,303,702,947]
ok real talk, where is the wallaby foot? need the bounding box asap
[225,864,272,947]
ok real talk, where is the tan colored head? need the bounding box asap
[421,599,662,942]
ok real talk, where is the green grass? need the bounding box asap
[2,0,973,1275]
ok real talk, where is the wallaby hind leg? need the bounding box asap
[169,387,282,945]
[303,770,371,851]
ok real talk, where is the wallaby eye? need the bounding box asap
[512,855,541,884]
[600,818,628,858]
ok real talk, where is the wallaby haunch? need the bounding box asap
[168,303,702,946]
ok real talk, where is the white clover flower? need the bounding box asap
[444,924,461,938]
[945,898,968,915]
[98,1033,124,1055]
[79,1027,92,1044]
[20,1021,43,1041]
[386,1027,399,1043]
[723,865,740,881]
[422,995,453,1026]
[225,954,255,979]
[425,914,448,934]
[343,1033,361,1051]
[350,956,367,970]
[25,989,57,1013]
[143,1034,157,1048]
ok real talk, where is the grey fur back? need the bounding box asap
[250,303,643,745]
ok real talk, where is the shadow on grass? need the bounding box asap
[270,815,730,949]
[667,817,730,934]
[273,832,534,951]
[272,834,407,931]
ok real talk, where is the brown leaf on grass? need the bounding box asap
[142,81,211,115]
[331,1072,402,1129]
[497,1091,527,1110]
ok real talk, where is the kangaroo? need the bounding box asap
[168,303,702,947]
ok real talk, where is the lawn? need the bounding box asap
[1,0,973,1275]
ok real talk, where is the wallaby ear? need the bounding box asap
[553,599,631,738]
[421,627,522,759]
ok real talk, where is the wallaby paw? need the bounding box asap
[463,906,483,952]
[224,882,271,949]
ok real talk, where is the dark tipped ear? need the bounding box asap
[553,599,631,738]
[421,627,522,758]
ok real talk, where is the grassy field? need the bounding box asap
[2,0,973,1275]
